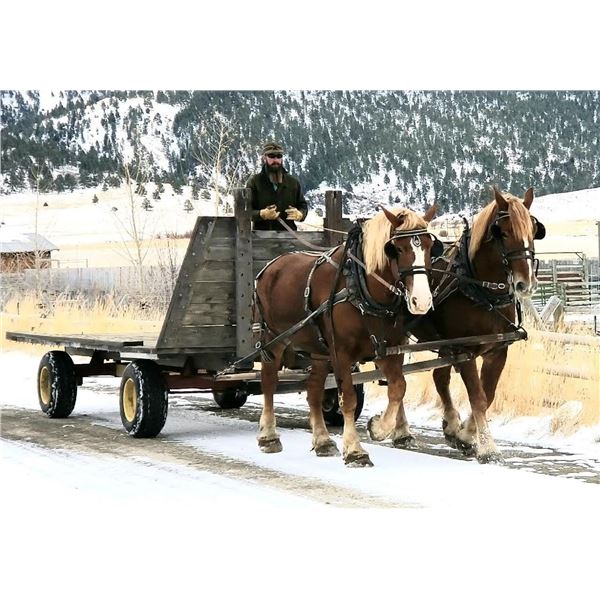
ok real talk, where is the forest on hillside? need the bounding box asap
[1,90,599,212]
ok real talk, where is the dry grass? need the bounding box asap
[1,293,162,354]
[363,321,600,431]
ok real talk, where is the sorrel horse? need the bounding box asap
[368,187,545,462]
[254,205,440,467]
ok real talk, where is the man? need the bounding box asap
[246,141,308,231]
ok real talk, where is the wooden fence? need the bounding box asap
[532,254,599,312]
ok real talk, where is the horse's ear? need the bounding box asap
[493,186,508,211]
[381,206,404,229]
[523,187,534,209]
[423,204,437,223]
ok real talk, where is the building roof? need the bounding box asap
[0,229,58,253]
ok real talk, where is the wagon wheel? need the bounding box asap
[119,360,168,438]
[37,351,77,418]
[213,388,248,409]
[322,382,365,427]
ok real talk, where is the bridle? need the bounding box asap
[384,228,444,296]
[488,211,545,283]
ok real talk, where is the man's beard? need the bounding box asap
[266,163,283,173]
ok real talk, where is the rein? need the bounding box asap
[275,217,430,298]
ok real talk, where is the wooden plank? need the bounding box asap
[235,188,254,359]
[188,282,235,304]
[324,190,344,246]
[190,262,235,283]
[160,325,236,349]
[181,304,235,326]
[5,331,157,351]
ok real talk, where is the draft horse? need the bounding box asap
[368,186,546,462]
[254,205,440,467]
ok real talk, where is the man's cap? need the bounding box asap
[262,141,284,155]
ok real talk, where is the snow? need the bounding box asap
[1,348,599,598]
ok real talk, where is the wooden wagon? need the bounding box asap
[6,190,524,437]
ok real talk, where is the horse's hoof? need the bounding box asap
[456,438,475,456]
[344,452,374,468]
[443,433,459,449]
[477,451,504,464]
[392,435,416,449]
[366,416,386,441]
[314,440,340,457]
[258,437,283,453]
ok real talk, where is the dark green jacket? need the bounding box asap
[246,166,308,231]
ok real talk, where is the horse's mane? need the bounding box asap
[362,207,428,274]
[469,192,534,261]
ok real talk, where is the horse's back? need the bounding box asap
[256,252,319,327]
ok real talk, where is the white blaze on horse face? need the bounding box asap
[515,237,537,296]
[407,237,433,314]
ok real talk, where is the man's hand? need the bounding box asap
[259,205,280,220]
[285,206,303,221]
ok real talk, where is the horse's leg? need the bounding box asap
[367,356,415,447]
[257,344,286,453]
[336,357,373,467]
[480,347,508,408]
[432,365,463,449]
[457,360,502,463]
[306,358,339,457]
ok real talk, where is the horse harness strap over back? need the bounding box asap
[432,222,516,311]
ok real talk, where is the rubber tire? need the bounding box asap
[119,360,168,438]
[213,388,248,409]
[322,382,365,427]
[37,351,77,418]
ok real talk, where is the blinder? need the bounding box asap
[532,217,546,240]
[431,236,444,258]
[384,241,398,260]
[490,223,502,239]
[490,214,545,241]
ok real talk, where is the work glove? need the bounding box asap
[259,205,280,220]
[285,207,303,221]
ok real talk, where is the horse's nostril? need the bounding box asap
[516,281,526,292]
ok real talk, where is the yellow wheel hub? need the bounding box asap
[39,366,51,406]
[122,378,138,423]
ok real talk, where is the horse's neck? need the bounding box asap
[366,265,397,304]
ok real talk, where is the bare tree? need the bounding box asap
[189,114,246,215]
[28,159,53,297]
[112,162,153,297]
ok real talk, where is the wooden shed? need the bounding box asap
[0,229,58,272]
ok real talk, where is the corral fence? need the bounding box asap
[532,253,599,313]
[1,264,178,312]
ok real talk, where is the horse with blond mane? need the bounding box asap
[368,186,545,462]
[254,205,441,467]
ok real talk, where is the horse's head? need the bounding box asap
[471,186,545,297]
[374,205,441,314]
